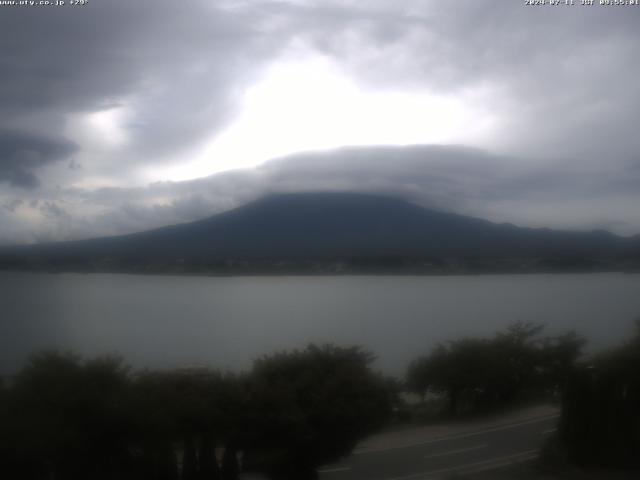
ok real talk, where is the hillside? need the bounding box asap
[1,193,638,274]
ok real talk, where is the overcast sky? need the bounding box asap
[1,0,639,244]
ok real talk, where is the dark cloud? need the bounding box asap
[0,0,292,177]
[0,130,77,188]
[39,201,70,220]
[67,160,82,171]
[2,199,23,213]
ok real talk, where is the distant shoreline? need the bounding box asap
[1,263,639,278]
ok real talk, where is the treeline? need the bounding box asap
[0,345,394,480]
[406,322,585,416]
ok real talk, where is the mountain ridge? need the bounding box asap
[1,192,638,274]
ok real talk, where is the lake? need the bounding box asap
[1,272,639,376]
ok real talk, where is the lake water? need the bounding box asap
[1,272,639,377]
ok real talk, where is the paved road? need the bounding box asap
[318,408,559,480]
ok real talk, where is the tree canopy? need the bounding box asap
[406,322,585,416]
[0,345,394,480]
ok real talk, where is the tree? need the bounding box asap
[129,368,243,480]
[5,351,132,480]
[245,344,393,479]
[221,445,239,480]
[539,330,585,395]
[406,323,584,416]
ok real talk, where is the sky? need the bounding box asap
[1,0,640,244]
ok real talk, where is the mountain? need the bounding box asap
[1,193,638,273]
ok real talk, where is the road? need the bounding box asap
[318,405,559,480]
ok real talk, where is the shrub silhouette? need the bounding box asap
[244,344,393,479]
[407,322,585,416]
[0,344,393,480]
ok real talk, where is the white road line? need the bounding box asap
[423,443,488,460]
[542,428,557,435]
[463,452,539,476]
[354,414,559,455]
[385,449,539,480]
[317,466,351,474]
